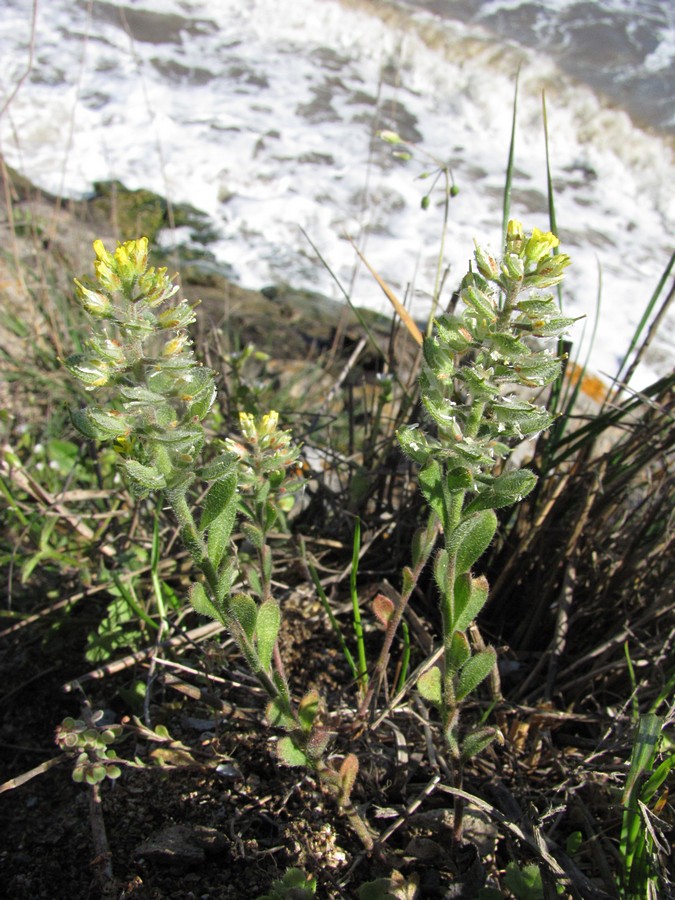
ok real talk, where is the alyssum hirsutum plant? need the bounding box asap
[62,224,573,847]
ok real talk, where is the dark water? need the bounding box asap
[395,0,675,134]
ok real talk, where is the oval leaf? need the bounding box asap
[456,647,497,700]
[256,600,281,672]
[276,735,308,767]
[448,510,498,575]
[418,666,442,707]
[230,592,257,640]
[189,582,223,624]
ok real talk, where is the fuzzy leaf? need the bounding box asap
[488,331,529,359]
[206,476,238,570]
[70,407,105,440]
[230,592,257,640]
[266,697,295,730]
[198,453,238,481]
[433,548,452,597]
[397,425,432,465]
[256,600,281,671]
[531,315,579,337]
[418,666,442,707]
[122,459,166,493]
[464,470,537,514]
[118,385,165,404]
[446,467,474,492]
[448,631,471,672]
[306,726,332,760]
[459,365,500,400]
[276,736,308,767]
[435,314,472,351]
[457,648,497,700]
[454,574,489,633]
[86,408,131,438]
[461,727,498,763]
[150,423,204,449]
[512,356,562,387]
[339,753,359,805]
[298,689,320,732]
[490,400,555,437]
[419,459,445,523]
[189,582,223,623]
[461,283,497,322]
[448,510,498,575]
[199,473,237,532]
[215,558,236,603]
[401,566,414,599]
[241,520,264,551]
[372,593,395,627]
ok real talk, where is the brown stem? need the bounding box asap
[88,782,114,890]
[357,515,440,719]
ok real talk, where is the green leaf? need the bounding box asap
[266,698,295,730]
[276,736,308,767]
[516,296,559,317]
[454,574,489,633]
[456,647,497,700]
[401,566,415,598]
[197,453,238,481]
[435,314,472,351]
[150,423,204,449]
[70,407,105,440]
[490,400,555,437]
[464,470,537,514]
[216,558,236,602]
[298,690,320,732]
[86,408,131,438]
[418,666,442,707]
[504,862,544,900]
[461,727,498,763]
[256,600,281,671]
[448,631,471,671]
[448,510,498,575]
[488,331,529,359]
[118,385,165,404]
[531,315,579,337]
[230,592,257,640]
[446,467,474,492]
[512,355,562,387]
[419,459,445,523]
[189,582,223,623]
[433,548,452,597]
[459,365,500,400]
[206,475,238,570]
[242,521,264,551]
[122,459,166,493]
[199,473,237,532]
[397,425,432,464]
[461,283,497,322]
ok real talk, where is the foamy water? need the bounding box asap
[1,0,673,387]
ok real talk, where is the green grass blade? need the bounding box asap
[302,539,358,682]
[502,68,520,248]
[350,517,368,694]
[620,713,662,894]
[612,249,675,394]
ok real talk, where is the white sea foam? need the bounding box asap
[0,0,673,387]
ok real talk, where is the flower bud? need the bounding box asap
[473,242,500,280]
[74,279,112,318]
[506,219,525,256]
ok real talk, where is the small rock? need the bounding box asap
[135,824,228,870]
